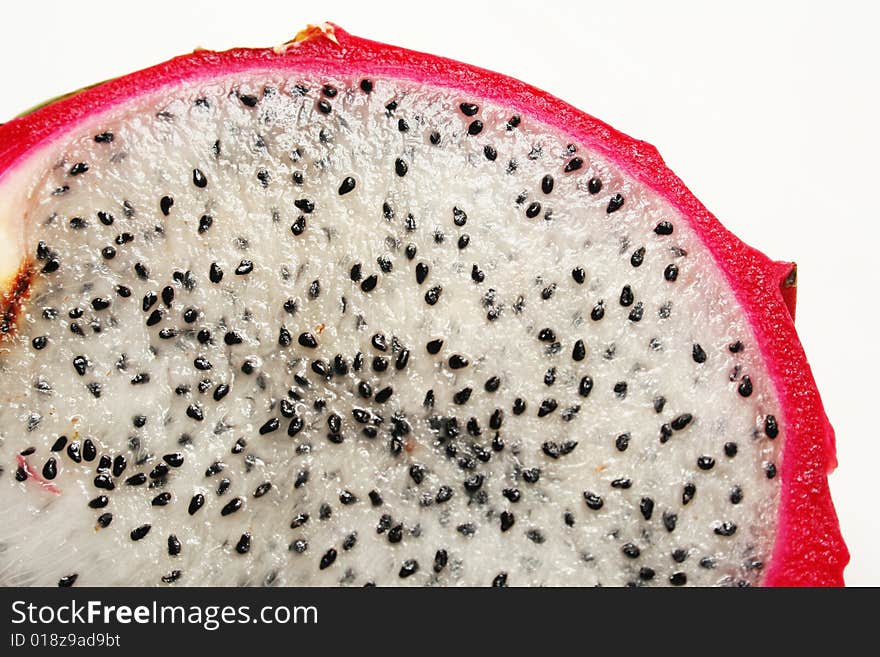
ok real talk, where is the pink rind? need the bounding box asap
[0,24,848,586]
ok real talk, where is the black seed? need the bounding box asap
[619,285,635,307]
[395,158,408,177]
[193,356,213,371]
[615,433,631,452]
[235,260,253,275]
[459,102,479,116]
[101,246,116,259]
[221,497,243,516]
[395,349,410,370]
[294,198,315,214]
[184,494,203,515]
[738,376,753,397]
[130,372,150,386]
[613,382,628,399]
[663,512,678,532]
[471,265,485,283]
[69,162,89,176]
[239,93,258,107]
[591,302,605,321]
[664,264,679,282]
[278,327,292,347]
[457,234,470,249]
[189,168,208,189]
[142,291,158,312]
[454,388,473,405]
[463,474,484,493]
[622,543,641,559]
[358,78,373,93]
[397,559,419,578]
[654,221,674,235]
[317,99,332,114]
[221,331,244,348]
[639,497,654,520]
[40,457,57,480]
[765,462,777,479]
[526,201,542,218]
[315,548,337,570]
[259,418,280,435]
[669,572,687,586]
[134,262,149,280]
[94,132,114,143]
[538,328,556,343]
[96,455,111,473]
[429,130,442,145]
[408,464,427,485]
[457,523,476,537]
[360,275,378,292]
[160,570,182,584]
[467,120,483,135]
[375,387,394,404]
[338,176,356,195]
[116,285,131,297]
[429,484,456,507]
[611,477,632,489]
[692,343,707,364]
[83,439,96,462]
[483,145,497,161]
[31,335,48,350]
[606,194,624,213]
[149,462,169,479]
[671,414,693,431]
[765,415,779,438]
[207,262,224,284]
[513,398,526,415]
[41,258,60,273]
[159,195,174,216]
[130,524,151,541]
[714,521,737,537]
[298,332,318,349]
[571,267,586,284]
[449,354,469,370]
[235,533,251,555]
[408,263,429,289]
[682,483,696,505]
[583,492,604,510]
[198,214,213,233]
[730,486,744,504]
[67,442,83,463]
[729,341,744,353]
[564,157,583,173]
[722,441,738,458]
[425,286,442,305]
[51,436,68,452]
[629,248,646,270]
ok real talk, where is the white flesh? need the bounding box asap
[0,76,780,586]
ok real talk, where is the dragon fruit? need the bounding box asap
[0,24,847,587]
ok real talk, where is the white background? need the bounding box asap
[1,0,877,585]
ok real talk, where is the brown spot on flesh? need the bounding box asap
[0,261,32,337]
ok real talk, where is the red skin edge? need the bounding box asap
[0,24,847,585]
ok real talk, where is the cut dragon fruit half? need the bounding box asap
[0,24,846,587]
